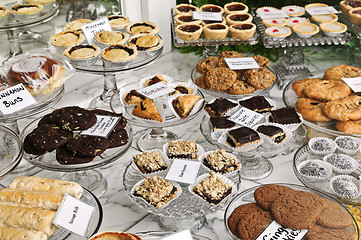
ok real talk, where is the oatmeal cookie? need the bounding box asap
[295,98,332,122]
[323,65,361,81]
[196,56,218,74]
[194,74,208,89]
[205,67,237,91]
[217,51,244,68]
[303,80,352,101]
[323,95,361,121]
[253,55,270,68]
[292,78,323,98]
[244,68,276,89]
[226,80,255,95]
[336,120,361,134]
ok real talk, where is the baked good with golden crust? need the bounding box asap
[226,80,255,95]
[196,56,218,74]
[303,80,352,101]
[244,68,276,89]
[229,23,256,40]
[306,224,353,240]
[132,98,162,122]
[217,51,244,68]
[172,94,201,119]
[205,67,237,91]
[203,23,229,40]
[336,119,361,134]
[175,24,202,41]
[295,98,332,122]
[194,74,208,89]
[323,65,361,81]
[323,95,361,121]
[349,7,361,25]
[292,78,323,97]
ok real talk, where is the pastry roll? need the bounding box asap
[0,188,63,211]
[9,176,83,199]
[0,226,47,240]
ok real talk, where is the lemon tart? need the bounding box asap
[286,17,309,27]
[292,23,319,38]
[262,18,287,27]
[320,22,347,36]
[281,5,305,17]
[312,14,338,23]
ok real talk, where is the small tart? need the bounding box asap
[50,30,85,47]
[224,2,249,15]
[174,3,200,15]
[126,21,160,35]
[95,30,129,46]
[281,5,305,17]
[203,23,229,40]
[229,23,256,40]
[340,0,361,15]
[65,19,92,31]
[304,3,329,10]
[11,3,43,15]
[24,0,56,4]
[128,34,163,51]
[265,26,291,40]
[348,7,361,25]
[0,7,10,18]
[174,15,202,25]
[200,4,224,15]
[262,18,287,27]
[226,13,253,25]
[101,44,138,62]
[292,22,319,38]
[256,6,279,15]
[201,17,226,26]
[107,15,130,29]
[287,17,309,27]
[63,44,100,60]
[320,22,347,36]
[175,24,202,41]
[312,14,338,23]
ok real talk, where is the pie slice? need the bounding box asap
[132,98,162,122]
[172,95,201,119]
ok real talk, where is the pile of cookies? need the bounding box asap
[194,51,276,95]
[292,64,361,134]
[227,184,354,240]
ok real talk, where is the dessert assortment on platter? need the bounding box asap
[225,184,358,240]
[283,64,361,136]
[340,0,361,26]
[191,51,277,98]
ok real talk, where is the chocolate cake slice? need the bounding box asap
[239,96,272,113]
[226,127,260,148]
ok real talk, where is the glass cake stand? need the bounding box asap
[200,114,307,180]
[21,115,133,196]
[110,87,206,151]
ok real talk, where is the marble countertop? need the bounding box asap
[0,3,355,240]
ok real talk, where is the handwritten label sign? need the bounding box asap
[137,82,174,99]
[162,230,194,240]
[82,18,112,45]
[192,11,222,21]
[53,194,94,237]
[258,9,289,19]
[81,115,119,137]
[0,0,22,7]
[342,77,361,92]
[306,6,338,15]
[0,83,37,114]
[228,107,264,127]
[166,159,201,184]
[256,221,308,240]
[225,57,260,70]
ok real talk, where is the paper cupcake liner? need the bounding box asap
[265,112,304,132]
[330,175,361,199]
[308,137,337,157]
[132,149,170,177]
[102,58,134,69]
[167,81,198,97]
[118,84,143,107]
[297,159,333,182]
[206,98,239,117]
[335,136,361,156]
[188,172,237,207]
[198,150,241,177]
[129,98,166,123]
[14,12,41,22]
[253,123,292,149]
[139,74,174,88]
[167,94,204,120]
[163,140,205,160]
[131,178,182,210]
[323,153,359,175]
[218,130,263,152]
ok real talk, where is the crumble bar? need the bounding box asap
[168,140,198,159]
[133,151,167,174]
[203,150,240,174]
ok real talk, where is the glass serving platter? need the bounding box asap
[135,231,211,240]
[224,183,360,240]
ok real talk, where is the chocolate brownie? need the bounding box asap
[239,96,272,113]
[107,129,129,148]
[317,198,353,229]
[237,209,273,240]
[56,147,94,165]
[210,117,235,130]
[269,107,301,125]
[204,98,237,117]
[91,109,127,131]
[226,127,260,148]
[67,134,110,157]
[254,184,296,210]
[306,224,353,240]
[49,106,97,131]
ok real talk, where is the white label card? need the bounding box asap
[137,82,174,99]
[306,6,338,15]
[225,57,260,70]
[53,194,95,237]
[161,229,194,240]
[228,107,264,127]
[256,221,308,240]
[258,9,289,19]
[82,18,112,45]
[342,77,361,92]
[0,0,22,7]
[81,115,119,137]
[192,11,222,21]
[0,83,37,114]
[166,159,201,184]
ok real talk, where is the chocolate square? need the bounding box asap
[239,96,272,113]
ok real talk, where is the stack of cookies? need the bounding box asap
[292,64,361,135]
[195,51,276,95]
[227,184,354,240]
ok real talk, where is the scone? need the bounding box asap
[172,94,201,119]
[132,98,162,122]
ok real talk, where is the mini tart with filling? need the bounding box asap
[11,3,43,15]
[50,30,85,47]
[175,24,202,41]
[174,4,200,15]
[287,17,309,27]
[200,4,224,15]
[63,44,100,60]
[292,22,319,38]
[224,2,249,15]
[256,6,279,15]
[95,30,129,46]
[0,7,10,18]
[265,26,291,40]
[24,0,56,4]
[304,3,329,10]
[229,23,256,40]
[340,0,361,15]
[128,34,163,51]
[101,44,138,62]
[203,23,229,40]
[311,14,338,23]
[348,7,361,25]
[201,17,226,26]
[281,5,305,17]
[226,13,253,25]
[65,19,92,31]
[320,22,347,36]
[262,18,287,27]
[174,15,202,25]
[107,15,130,29]
[126,21,160,35]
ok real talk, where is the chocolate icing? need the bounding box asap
[239,96,272,113]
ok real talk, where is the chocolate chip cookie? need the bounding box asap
[56,147,94,165]
[91,109,127,130]
[295,98,332,122]
[244,68,276,89]
[107,129,129,148]
[205,67,237,91]
[67,134,110,157]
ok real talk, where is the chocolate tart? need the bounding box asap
[229,23,256,40]
[262,18,287,27]
[226,13,253,25]
[95,30,129,48]
[107,15,130,29]
[174,15,202,25]
[126,21,159,35]
[63,44,100,66]
[203,23,229,40]
[340,0,361,15]
[320,22,347,36]
[50,30,85,48]
[312,14,338,24]
[65,19,92,31]
[224,2,249,15]
[201,17,226,26]
[292,23,319,38]
[174,3,200,15]
[101,44,138,66]
[286,17,309,27]
[175,24,202,41]
[281,5,305,17]
[0,7,10,25]
[128,34,163,52]
[265,26,291,40]
[349,7,361,25]
[200,4,224,15]
[11,4,43,21]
